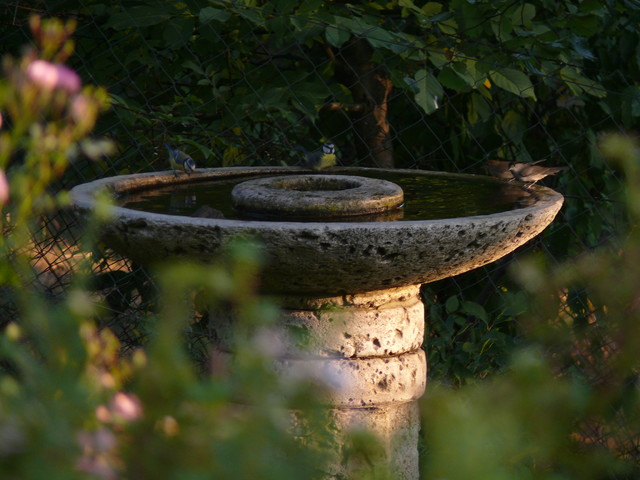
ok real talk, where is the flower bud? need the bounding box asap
[26,59,81,94]
[0,170,9,205]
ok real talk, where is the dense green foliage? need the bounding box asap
[8,0,633,169]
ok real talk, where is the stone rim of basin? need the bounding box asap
[69,166,564,294]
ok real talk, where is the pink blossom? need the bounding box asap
[110,392,143,422]
[26,59,81,94]
[0,170,9,205]
[26,60,57,90]
[76,429,118,480]
[70,93,90,123]
[56,64,82,93]
[77,428,117,453]
[95,404,111,423]
[75,456,118,480]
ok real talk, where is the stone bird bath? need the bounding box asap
[70,166,564,480]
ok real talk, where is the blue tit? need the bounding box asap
[164,143,196,177]
[296,141,337,170]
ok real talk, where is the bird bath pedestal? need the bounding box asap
[70,167,564,480]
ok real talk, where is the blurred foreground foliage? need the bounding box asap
[422,133,640,480]
[1,9,640,480]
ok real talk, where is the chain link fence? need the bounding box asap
[3,0,639,472]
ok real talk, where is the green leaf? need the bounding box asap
[523,60,544,76]
[579,0,607,13]
[288,81,330,121]
[468,93,491,124]
[273,0,298,14]
[462,341,477,353]
[510,3,536,27]
[422,2,443,17]
[334,16,369,36]
[452,314,467,326]
[430,11,454,22]
[163,17,195,47]
[233,7,265,27]
[452,62,482,87]
[199,7,231,23]
[325,25,350,47]
[296,0,323,13]
[461,301,489,324]
[491,16,512,41]
[490,68,536,100]
[438,17,458,35]
[438,67,468,91]
[291,81,330,105]
[570,35,595,60]
[399,0,420,13]
[290,17,325,42]
[445,295,460,314]
[457,2,486,37]
[107,6,173,29]
[412,69,444,114]
[429,51,449,69]
[566,13,601,36]
[560,67,606,98]
[625,86,640,117]
[256,86,285,108]
[501,110,526,144]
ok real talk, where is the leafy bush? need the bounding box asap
[5,0,628,171]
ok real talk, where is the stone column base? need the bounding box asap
[209,285,426,480]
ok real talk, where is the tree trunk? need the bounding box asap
[333,38,394,168]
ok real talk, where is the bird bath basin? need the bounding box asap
[70,166,563,479]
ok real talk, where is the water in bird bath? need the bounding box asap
[118,169,537,221]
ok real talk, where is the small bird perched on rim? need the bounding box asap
[484,159,545,181]
[295,141,337,170]
[164,143,196,177]
[509,161,567,186]
[485,159,566,185]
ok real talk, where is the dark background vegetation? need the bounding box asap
[2,0,640,478]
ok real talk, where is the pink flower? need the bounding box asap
[56,65,82,93]
[77,428,117,453]
[70,93,90,123]
[75,456,118,480]
[0,170,9,205]
[26,59,81,94]
[76,429,118,480]
[95,404,111,424]
[110,392,143,422]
